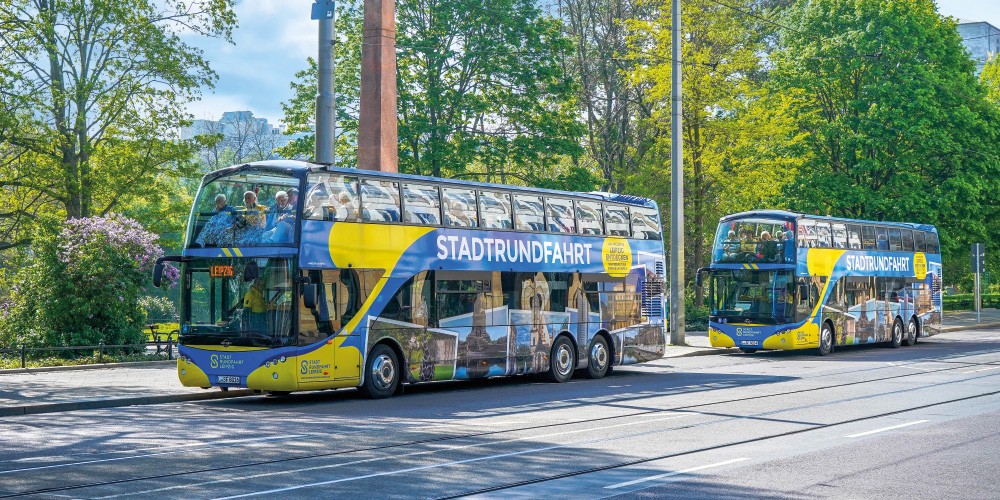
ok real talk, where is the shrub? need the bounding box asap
[1,214,170,350]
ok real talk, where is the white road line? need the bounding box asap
[604,458,750,490]
[101,414,692,499]
[845,420,929,438]
[962,366,1000,374]
[0,435,305,475]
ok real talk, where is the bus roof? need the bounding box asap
[720,210,938,233]
[206,160,659,210]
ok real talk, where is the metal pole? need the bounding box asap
[976,270,981,323]
[314,1,337,164]
[669,0,685,345]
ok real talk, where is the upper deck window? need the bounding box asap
[479,191,512,229]
[847,224,862,249]
[403,183,441,225]
[900,229,914,252]
[361,179,401,223]
[546,198,576,233]
[605,205,630,237]
[189,170,301,248]
[577,200,603,235]
[443,187,478,227]
[304,173,359,222]
[514,194,544,231]
[925,232,940,254]
[914,230,925,252]
[814,223,832,248]
[631,207,662,240]
[832,223,848,249]
[862,225,876,250]
[714,217,792,264]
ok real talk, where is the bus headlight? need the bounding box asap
[272,373,279,380]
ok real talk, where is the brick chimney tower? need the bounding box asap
[357,0,398,172]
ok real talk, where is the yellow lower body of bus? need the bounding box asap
[709,321,821,351]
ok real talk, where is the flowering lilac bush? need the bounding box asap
[1,214,174,349]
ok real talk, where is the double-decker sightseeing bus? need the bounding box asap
[700,210,942,355]
[154,161,666,398]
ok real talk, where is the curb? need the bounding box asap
[0,360,175,375]
[0,388,256,417]
[940,322,1000,333]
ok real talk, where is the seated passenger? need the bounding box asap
[334,191,359,222]
[195,194,238,247]
[758,231,778,261]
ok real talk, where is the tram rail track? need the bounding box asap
[2,352,1000,498]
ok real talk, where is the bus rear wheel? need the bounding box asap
[902,318,918,346]
[818,322,834,356]
[547,336,576,383]
[359,344,399,399]
[889,318,904,349]
[585,336,610,379]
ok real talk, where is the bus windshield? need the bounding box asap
[180,257,295,347]
[710,270,795,324]
[713,217,794,264]
[188,170,300,248]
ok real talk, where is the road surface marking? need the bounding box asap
[846,420,928,438]
[104,414,692,498]
[962,366,1000,374]
[604,458,751,490]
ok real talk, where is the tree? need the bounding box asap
[626,0,803,305]
[558,0,655,193]
[0,0,237,221]
[196,112,285,171]
[772,0,1000,272]
[280,0,584,185]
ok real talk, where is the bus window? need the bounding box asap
[875,227,889,250]
[546,197,576,233]
[443,187,478,227]
[888,228,901,251]
[900,229,914,252]
[831,223,848,249]
[304,173,359,222]
[815,223,832,248]
[513,194,544,231]
[914,230,925,252]
[402,183,441,225]
[361,179,400,223]
[847,224,862,249]
[926,232,940,254]
[479,191,512,229]
[798,220,816,248]
[576,200,603,235]
[862,225,876,250]
[631,207,662,240]
[605,205,630,237]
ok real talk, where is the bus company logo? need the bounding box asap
[210,354,219,369]
[913,252,928,280]
[602,237,632,278]
[735,327,761,337]
[300,360,309,375]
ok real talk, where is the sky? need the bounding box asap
[181,0,1000,126]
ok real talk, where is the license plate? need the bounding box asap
[741,340,759,346]
[217,375,241,384]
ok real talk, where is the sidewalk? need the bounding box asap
[1,310,997,417]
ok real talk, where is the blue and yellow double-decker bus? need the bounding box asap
[154,161,666,398]
[701,210,942,355]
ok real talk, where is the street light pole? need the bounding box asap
[312,1,336,165]
[670,0,685,345]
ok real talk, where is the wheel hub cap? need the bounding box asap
[591,343,607,370]
[371,354,395,391]
[556,345,572,376]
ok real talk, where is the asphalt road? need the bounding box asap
[2,329,999,499]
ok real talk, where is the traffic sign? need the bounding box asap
[972,243,985,273]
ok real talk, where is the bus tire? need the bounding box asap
[360,344,399,399]
[818,322,834,356]
[585,336,610,379]
[547,336,576,383]
[902,317,918,346]
[889,318,904,349]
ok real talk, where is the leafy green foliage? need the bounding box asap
[0,215,166,348]
[279,0,584,185]
[772,0,1000,272]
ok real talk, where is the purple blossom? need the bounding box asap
[57,214,164,273]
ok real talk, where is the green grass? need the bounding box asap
[0,352,172,370]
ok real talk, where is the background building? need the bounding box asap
[958,21,1000,75]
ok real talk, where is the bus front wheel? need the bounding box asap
[902,318,918,346]
[889,319,904,349]
[547,336,576,383]
[818,322,834,356]
[360,344,400,399]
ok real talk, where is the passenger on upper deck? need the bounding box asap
[335,191,359,222]
[758,231,778,261]
[239,191,268,230]
[194,193,238,247]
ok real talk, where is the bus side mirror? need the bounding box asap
[695,267,709,288]
[152,263,164,288]
[302,283,318,309]
[244,261,258,282]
